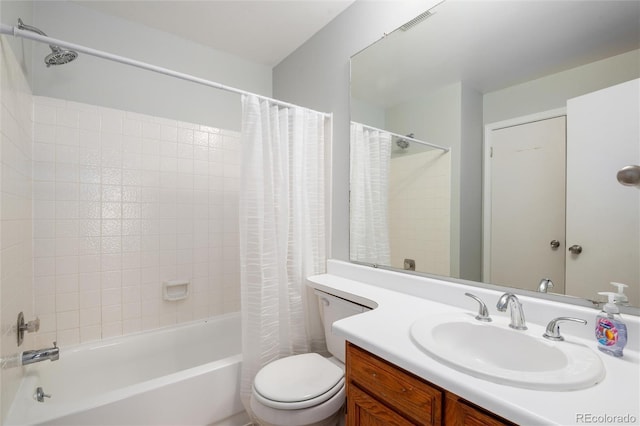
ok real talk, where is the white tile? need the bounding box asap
[123,119,142,137]
[57,310,79,330]
[102,322,122,338]
[80,325,102,343]
[79,292,101,309]
[33,143,56,162]
[78,273,101,292]
[33,123,56,143]
[56,256,79,275]
[33,161,56,182]
[101,270,122,289]
[78,255,101,273]
[79,110,101,131]
[34,238,56,258]
[78,130,100,148]
[57,328,80,347]
[56,108,79,128]
[142,122,162,139]
[34,257,56,276]
[33,103,57,125]
[102,305,122,323]
[56,292,79,312]
[55,126,79,146]
[102,288,122,306]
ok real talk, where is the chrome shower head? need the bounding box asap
[17,18,78,67]
[45,48,78,67]
[396,133,414,150]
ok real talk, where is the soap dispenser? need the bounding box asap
[610,282,629,306]
[595,292,628,357]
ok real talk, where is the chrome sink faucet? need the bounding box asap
[21,342,59,365]
[496,293,527,330]
[538,278,554,293]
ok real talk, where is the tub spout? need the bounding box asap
[21,342,59,365]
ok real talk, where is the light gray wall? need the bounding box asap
[459,85,483,282]
[0,0,34,83]
[484,49,640,125]
[27,1,272,131]
[273,0,441,260]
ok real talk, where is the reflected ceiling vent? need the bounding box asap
[399,10,435,31]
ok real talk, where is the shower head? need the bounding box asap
[44,48,78,67]
[396,133,414,150]
[17,18,78,67]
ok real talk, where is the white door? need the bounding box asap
[566,79,640,306]
[488,116,566,292]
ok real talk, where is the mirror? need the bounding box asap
[350,0,640,309]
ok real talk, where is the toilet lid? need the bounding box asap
[253,353,344,403]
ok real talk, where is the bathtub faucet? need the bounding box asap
[21,342,59,365]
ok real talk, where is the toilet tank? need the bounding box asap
[314,289,369,363]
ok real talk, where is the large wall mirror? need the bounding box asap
[349,0,640,310]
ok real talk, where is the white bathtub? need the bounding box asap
[6,312,249,426]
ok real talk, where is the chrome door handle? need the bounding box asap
[568,244,583,254]
[550,240,560,249]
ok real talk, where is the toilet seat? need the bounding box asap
[253,353,344,410]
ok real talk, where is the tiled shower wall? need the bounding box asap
[1,39,35,420]
[32,96,241,348]
[388,150,451,276]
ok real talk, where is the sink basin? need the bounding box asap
[410,313,605,390]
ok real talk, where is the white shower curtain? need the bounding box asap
[350,122,392,265]
[239,94,330,414]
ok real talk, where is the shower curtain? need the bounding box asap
[239,94,330,414]
[350,122,392,265]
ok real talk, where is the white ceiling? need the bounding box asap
[74,0,355,67]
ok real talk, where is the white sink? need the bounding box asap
[410,313,605,390]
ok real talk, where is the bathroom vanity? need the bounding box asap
[309,260,640,426]
[346,343,514,425]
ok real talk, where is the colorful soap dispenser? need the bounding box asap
[595,292,628,357]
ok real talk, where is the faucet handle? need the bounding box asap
[464,293,492,322]
[543,317,587,341]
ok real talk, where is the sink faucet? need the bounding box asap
[21,342,59,365]
[538,278,554,293]
[496,293,527,330]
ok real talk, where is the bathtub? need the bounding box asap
[5,312,249,426]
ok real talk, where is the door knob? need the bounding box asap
[550,240,560,249]
[568,245,583,254]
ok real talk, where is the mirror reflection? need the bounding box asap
[350,0,640,307]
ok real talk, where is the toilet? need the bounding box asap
[250,289,368,426]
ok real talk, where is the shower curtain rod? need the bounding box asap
[358,123,450,152]
[0,22,331,118]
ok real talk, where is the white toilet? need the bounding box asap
[250,289,368,426]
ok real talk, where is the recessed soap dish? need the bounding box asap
[163,280,190,301]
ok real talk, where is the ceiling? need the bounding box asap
[351,0,640,107]
[74,0,355,67]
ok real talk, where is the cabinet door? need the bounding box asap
[347,343,442,425]
[348,385,416,426]
[445,393,515,426]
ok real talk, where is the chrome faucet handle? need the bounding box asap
[464,293,492,322]
[543,317,587,341]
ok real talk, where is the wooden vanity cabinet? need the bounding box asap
[345,343,516,426]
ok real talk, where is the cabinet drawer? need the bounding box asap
[347,343,442,425]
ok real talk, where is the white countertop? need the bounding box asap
[309,263,640,426]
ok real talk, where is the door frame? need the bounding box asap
[482,108,566,282]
